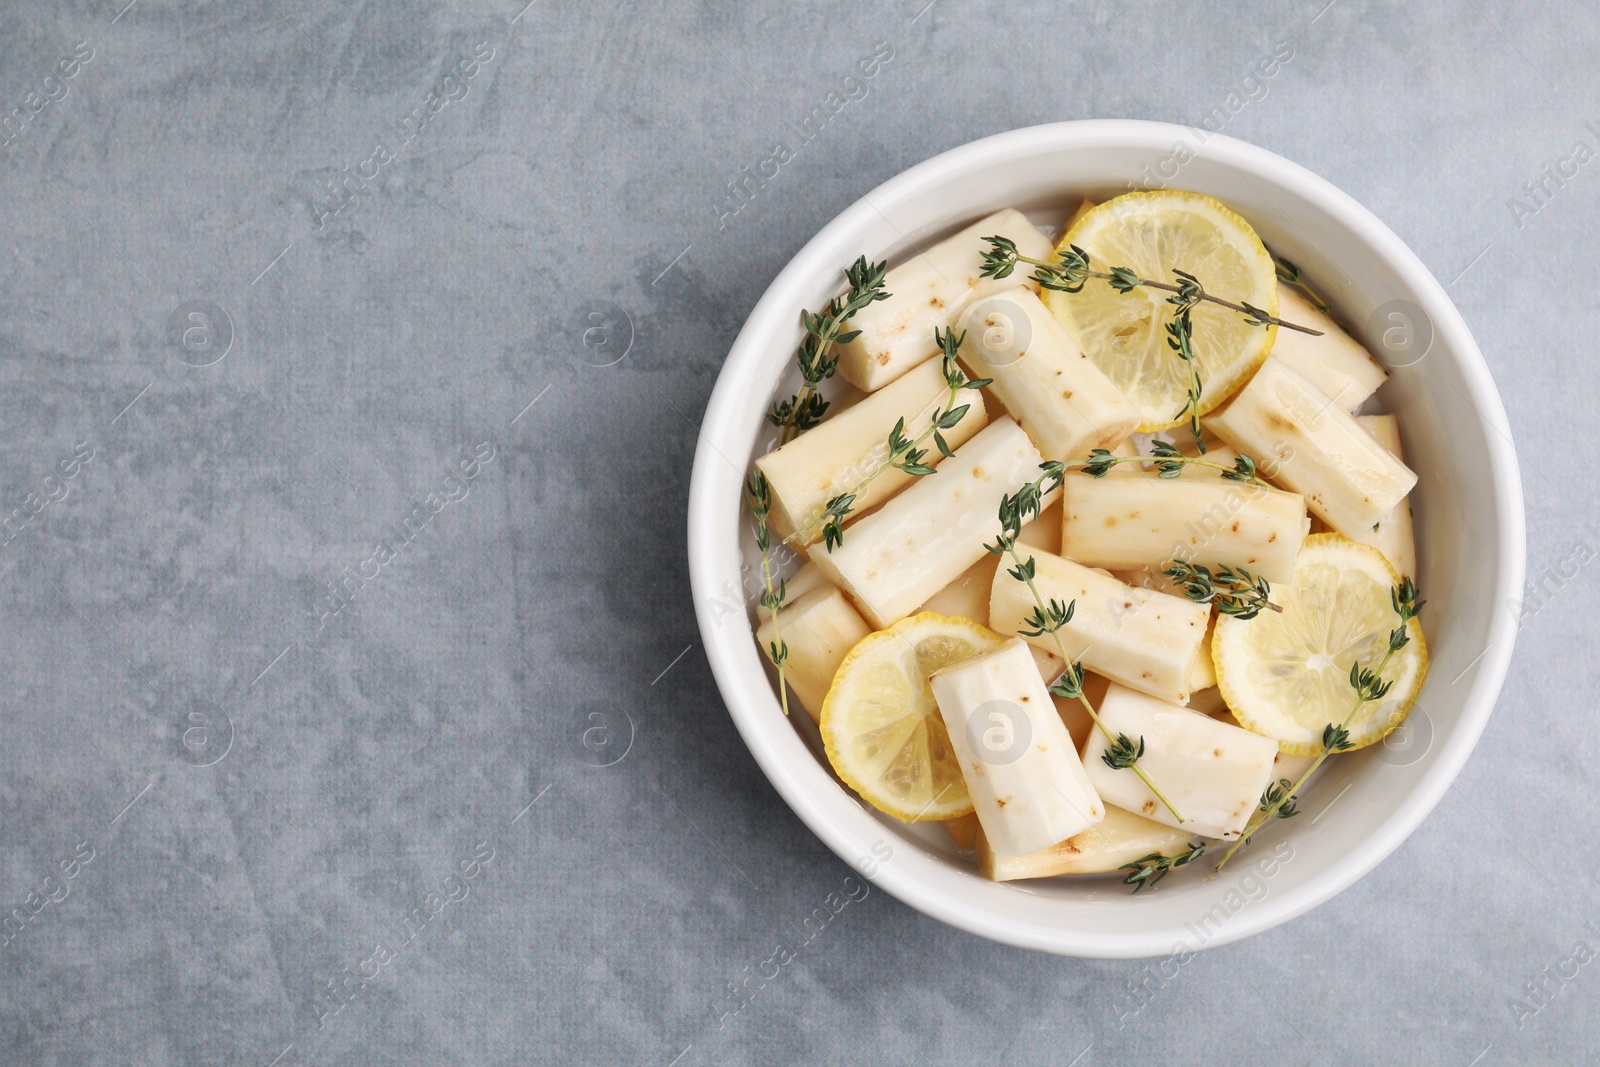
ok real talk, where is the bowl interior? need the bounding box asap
[688,121,1523,957]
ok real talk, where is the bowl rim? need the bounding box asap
[687,119,1525,958]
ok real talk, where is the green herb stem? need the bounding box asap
[1119,842,1208,892]
[981,237,1321,453]
[785,381,958,550]
[1162,560,1281,620]
[768,256,890,444]
[743,472,791,717]
[1214,579,1423,870]
[989,469,1186,824]
[1212,665,1384,872]
[1274,254,1332,315]
[1078,452,1272,487]
[1078,440,1276,489]
[787,329,988,552]
[996,249,1324,336]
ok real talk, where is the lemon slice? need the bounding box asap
[1043,190,1278,431]
[819,612,1006,821]
[1212,534,1428,755]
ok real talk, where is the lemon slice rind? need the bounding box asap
[819,612,1006,821]
[1212,534,1429,756]
[1043,190,1279,432]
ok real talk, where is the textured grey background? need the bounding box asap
[0,0,1595,1064]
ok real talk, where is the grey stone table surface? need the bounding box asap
[0,1,1595,1064]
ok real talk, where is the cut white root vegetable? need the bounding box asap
[1160,427,1238,469]
[1210,534,1427,754]
[1272,750,1318,787]
[1268,287,1389,412]
[819,613,1003,821]
[1210,704,1326,793]
[1100,437,1145,476]
[930,639,1104,859]
[920,498,1062,623]
[782,561,828,605]
[989,549,1210,705]
[1062,197,1097,232]
[1081,683,1280,839]
[755,358,988,544]
[1113,561,1200,604]
[1188,615,1218,693]
[836,209,1056,392]
[1187,685,1228,718]
[917,553,997,623]
[916,495,1067,687]
[1045,191,1279,432]
[955,285,1140,462]
[1060,470,1309,584]
[1052,684,1098,749]
[1018,498,1063,555]
[917,553,1066,684]
[1349,414,1417,578]
[944,812,980,850]
[1205,356,1417,538]
[813,417,1049,629]
[976,803,1194,881]
[756,585,871,723]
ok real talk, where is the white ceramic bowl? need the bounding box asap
[687,120,1524,958]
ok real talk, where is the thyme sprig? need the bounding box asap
[1273,254,1331,314]
[1080,440,1274,489]
[979,237,1322,336]
[1236,778,1300,846]
[1164,269,1209,451]
[1101,732,1146,772]
[984,467,1185,823]
[767,256,890,443]
[980,237,1322,452]
[1053,659,1148,774]
[1015,580,1072,638]
[1119,842,1208,892]
[1216,578,1425,870]
[797,328,989,551]
[1244,779,1300,843]
[1264,778,1299,818]
[742,471,790,717]
[1162,560,1281,620]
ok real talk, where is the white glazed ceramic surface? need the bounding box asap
[686,120,1524,958]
